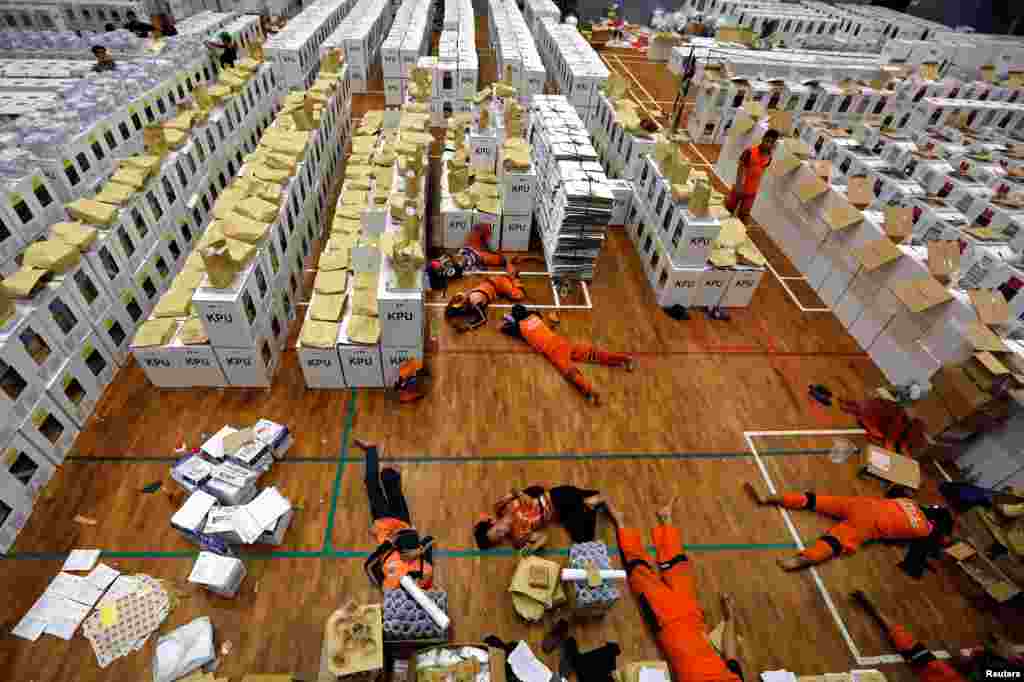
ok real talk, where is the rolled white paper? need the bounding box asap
[560,569,627,582]
[400,574,451,631]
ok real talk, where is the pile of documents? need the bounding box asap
[188,552,248,598]
[13,560,121,642]
[172,486,294,547]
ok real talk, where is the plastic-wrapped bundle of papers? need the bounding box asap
[202,487,294,546]
[188,552,247,598]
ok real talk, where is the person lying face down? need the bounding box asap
[501,304,635,406]
[474,486,605,550]
[745,482,954,574]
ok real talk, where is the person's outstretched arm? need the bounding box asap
[722,594,739,665]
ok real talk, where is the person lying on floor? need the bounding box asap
[445,269,526,332]
[604,498,744,681]
[355,439,434,590]
[745,482,954,573]
[473,486,604,550]
[501,304,635,406]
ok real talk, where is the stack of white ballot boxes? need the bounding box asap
[381,0,433,106]
[296,110,426,389]
[488,0,546,101]
[535,18,608,126]
[320,0,395,94]
[264,0,356,90]
[130,60,351,388]
[427,0,477,126]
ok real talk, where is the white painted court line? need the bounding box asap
[423,272,594,311]
[744,430,864,664]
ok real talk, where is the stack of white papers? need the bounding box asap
[171,490,219,533]
[62,549,101,572]
[13,564,122,642]
[201,487,292,544]
[762,672,798,682]
[200,425,239,461]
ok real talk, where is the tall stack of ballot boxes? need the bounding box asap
[380,0,433,107]
[320,0,394,94]
[752,129,1024,388]
[624,145,767,310]
[129,60,350,388]
[426,0,477,127]
[438,89,537,252]
[296,108,427,389]
[264,0,356,91]
[535,18,608,126]
[488,0,545,101]
[2,59,280,466]
[521,0,559,33]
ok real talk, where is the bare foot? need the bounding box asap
[744,482,770,505]
[625,358,636,372]
[777,556,807,571]
[721,593,735,618]
[353,439,375,452]
[656,497,677,525]
[584,494,605,509]
[587,392,602,406]
[603,501,624,526]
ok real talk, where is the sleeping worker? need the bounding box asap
[445,269,526,332]
[459,223,505,269]
[727,129,780,220]
[745,482,954,573]
[355,439,434,590]
[605,498,744,681]
[473,486,604,551]
[502,304,634,405]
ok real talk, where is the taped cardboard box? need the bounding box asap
[932,364,994,421]
[861,445,921,489]
[847,176,873,207]
[884,206,914,239]
[927,240,961,281]
[968,289,1010,326]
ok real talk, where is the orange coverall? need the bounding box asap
[619,525,742,682]
[372,518,435,590]
[464,224,505,267]
[517,314,632,398]
[727,145,772,217]
[781,493,933,562]
[888,623,964,682]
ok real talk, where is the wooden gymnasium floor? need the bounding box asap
[1,25,1018,682]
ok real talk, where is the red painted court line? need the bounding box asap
[752,315,780,353]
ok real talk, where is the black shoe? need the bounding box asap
[809,384,833,397]
[665,305,690,320]
[707,306,730,321]
[808,386,832,407]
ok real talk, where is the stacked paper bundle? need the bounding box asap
[530,96,613,281]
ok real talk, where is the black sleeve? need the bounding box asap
[522,486,546,498]
[727,659,744,680]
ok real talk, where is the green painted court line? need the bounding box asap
[323,388,357,553]
[63,448,832,464]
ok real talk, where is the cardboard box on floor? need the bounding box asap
[861,445,921,489]
[404,645,507,682]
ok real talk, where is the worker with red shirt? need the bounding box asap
[502,304,635,405]
[727,129,780,220]
[355,439,434,590]
[745,483,954,572]
[473,485,603,551]
[605,499,744,682]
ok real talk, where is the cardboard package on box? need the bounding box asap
[861,445,922,489]
[405,645,507,682]
[132,320,228,388]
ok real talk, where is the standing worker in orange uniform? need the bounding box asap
[851,590,964,682]
[604,499,745,681]
[745,483,954,572]
[355,440,434,590]
[727,129,780,220]
[502,304,635,405]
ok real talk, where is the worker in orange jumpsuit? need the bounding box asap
[727,129,780,219]
[604,499,744,682]
[459,223,505,269]
[355,439,434,590]
[502,304,635,405]
[446,268,527,332]
[851,590,964,682]
[745,482,954,572]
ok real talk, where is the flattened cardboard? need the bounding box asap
[968,289,1010,325]
[975,352,1010,376]
[742,100,766,119]
[301,319,340,349]
[314,270,348,295]
[51,222,97,252]
[825,202,864,231]
[311,292,346,322]
[783,137,810,159]
[153,286,192,318]
[847,176,873,208]
[348,314,380,344]
[884,206,914,239]
[133,318,176,348]
[964,322,1008,352]
[891,277,953,313]
[854,239,903,270]
[3,266,48,298]
[179,317,209,345]
[733,112,755,136]
[862,445,921,489]
[928,241,961,280]
[796,176,829,203]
